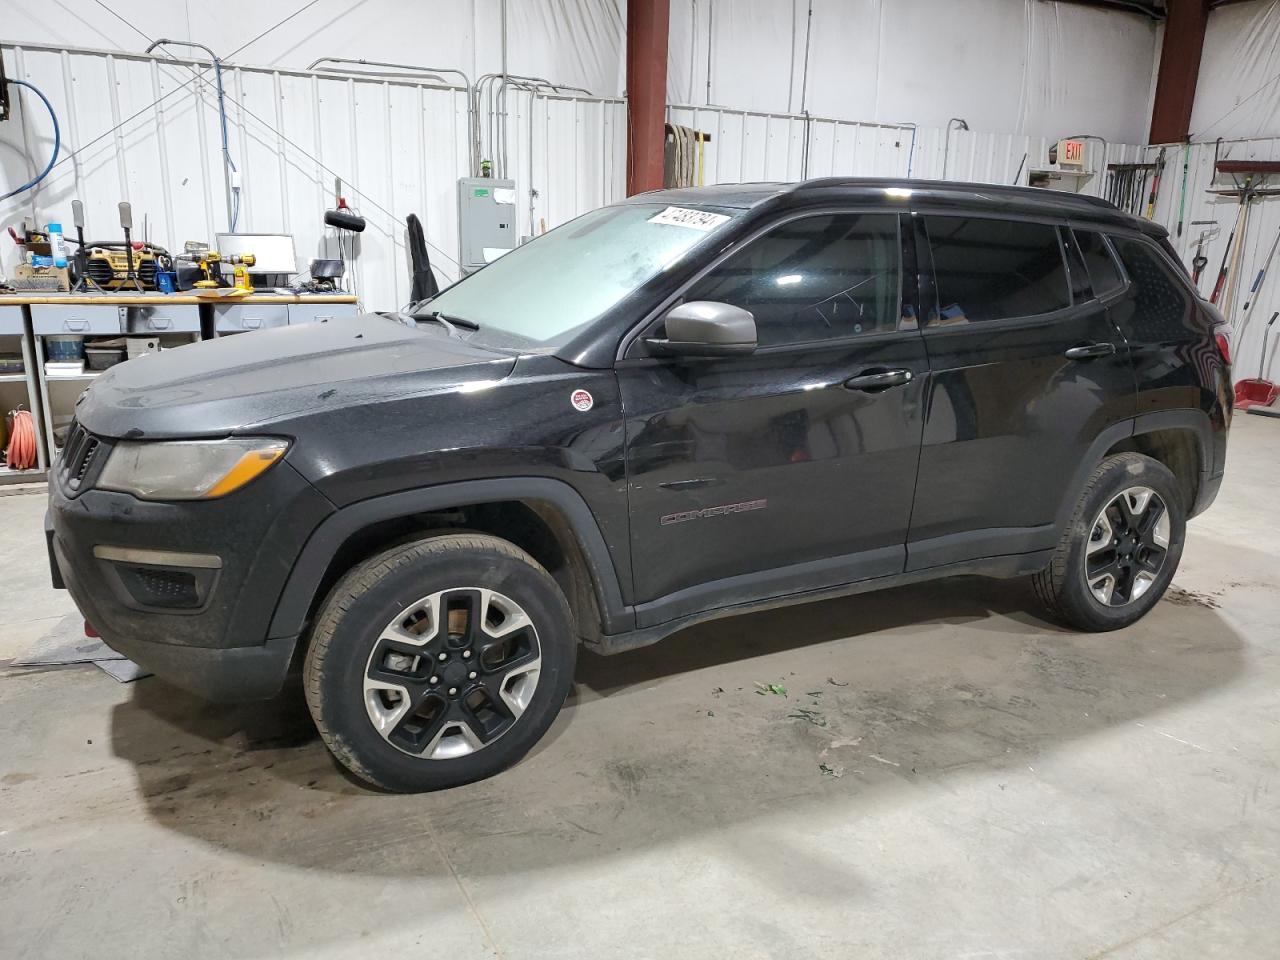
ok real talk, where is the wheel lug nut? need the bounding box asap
[429,675,439,684]
[438,652,448,661]
[448,687,458,695]
[462,650,472,659]
[469,671,477,680]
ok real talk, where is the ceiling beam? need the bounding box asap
[626,0,671,196]
[1149,0,1210,143]
[1054,0,1167,21]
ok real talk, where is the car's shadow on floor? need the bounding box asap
[109,573,1244,891]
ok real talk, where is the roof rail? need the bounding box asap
[791,176,1119,210]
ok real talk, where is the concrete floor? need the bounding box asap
[2,416,1278,960]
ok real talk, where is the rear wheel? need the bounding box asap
[304,534,576,792]
[1033,453,1185,631]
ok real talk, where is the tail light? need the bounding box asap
[1214,326,1232,366]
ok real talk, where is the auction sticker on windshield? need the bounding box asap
[648,206,731,231]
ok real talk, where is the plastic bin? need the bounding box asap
[46,335,85,361]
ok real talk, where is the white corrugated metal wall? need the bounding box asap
[667,103,1149,194]
[496,89,627,239]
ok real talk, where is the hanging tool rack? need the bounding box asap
[1106,162,1159,215]
[1207,159,1280,336]
[1204,160,1280,200]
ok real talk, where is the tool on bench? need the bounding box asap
[116,202,144,292]
[68,200,101,293]
[179,244,255,291]
[65,198,170,290]
[191,249,225,289]
[297,258,343,294]
[229,253,256,292]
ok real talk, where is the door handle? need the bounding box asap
[1064,342,1116,360]
[843,368,914,391]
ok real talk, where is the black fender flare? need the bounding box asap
[267,477,632,639]
[1051,410,1214,532]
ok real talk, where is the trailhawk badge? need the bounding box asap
[570,389,594,412]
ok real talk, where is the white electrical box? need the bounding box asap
[457,178,516,274]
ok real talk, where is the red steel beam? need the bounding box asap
[1148,0,1210,143]
[626,0,671,195]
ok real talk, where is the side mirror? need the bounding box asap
[645,301,757,357]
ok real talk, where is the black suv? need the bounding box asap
[47,179,1231,792]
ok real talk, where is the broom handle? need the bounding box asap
[1243,226,1280,313]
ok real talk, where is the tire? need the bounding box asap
[1032,453,1186,632]
[303,533,576,792]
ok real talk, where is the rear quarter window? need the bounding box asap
[1110,237,1197,340]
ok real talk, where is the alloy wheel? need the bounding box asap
[1083,486,1171,607]
[363,588,541,759]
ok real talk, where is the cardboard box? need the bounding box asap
[13,264,70,292]
[126,337,161,359]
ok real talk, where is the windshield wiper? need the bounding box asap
[416,310,479,331]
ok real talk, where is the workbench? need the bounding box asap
[0,291,359,483]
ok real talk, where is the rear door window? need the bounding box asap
[924,217,1070,324]
[1074,230,1125,298]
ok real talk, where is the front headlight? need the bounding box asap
[96,438,289,501]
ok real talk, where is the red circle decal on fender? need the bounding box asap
[570,389,594,412]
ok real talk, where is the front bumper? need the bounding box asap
[47,454,333,702]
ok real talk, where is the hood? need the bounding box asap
[76,313,517,440]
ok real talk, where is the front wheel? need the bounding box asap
[1032,453,1186,631]
[303,534,576,792]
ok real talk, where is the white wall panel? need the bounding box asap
[666,104,913,183]
[496,90,627,242]
[668,104,1146,198]
[1191,0,1280,143]
[0,0,624,97]
[668,0,1161,143]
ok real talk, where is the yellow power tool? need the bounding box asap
[229,253,256,292]
[192,251,223,288]
[189,249,255,291]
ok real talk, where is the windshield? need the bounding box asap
[420,202,740,348]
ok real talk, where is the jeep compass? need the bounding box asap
[47,179,1231,792]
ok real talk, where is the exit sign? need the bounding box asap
[1059,139,1085,167]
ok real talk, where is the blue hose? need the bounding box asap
[1,78,61,202]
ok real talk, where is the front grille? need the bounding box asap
[58,422,106,495]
